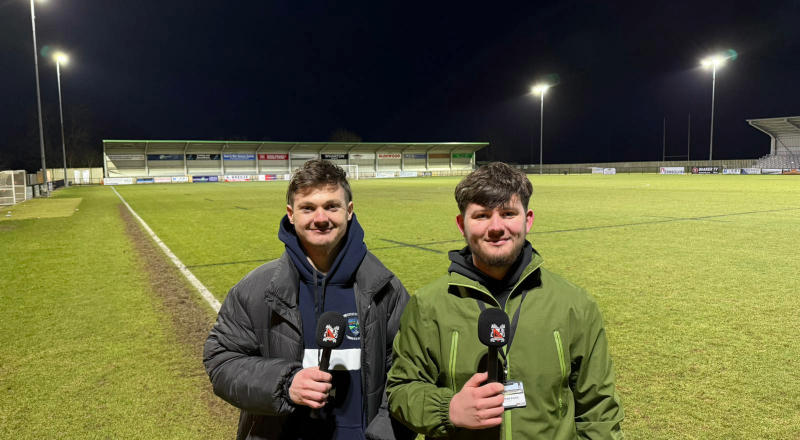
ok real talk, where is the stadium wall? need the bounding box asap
[513,159,757,174]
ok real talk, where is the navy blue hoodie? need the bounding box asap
[278,213,368,440]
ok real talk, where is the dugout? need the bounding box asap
[103,140,487,179]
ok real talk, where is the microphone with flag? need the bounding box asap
[478,308,510,383]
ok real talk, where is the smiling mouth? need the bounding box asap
[311,228,332,234]
[486,238,510,246]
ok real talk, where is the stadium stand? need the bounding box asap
[102,140,487,180]
[748,116,800,169]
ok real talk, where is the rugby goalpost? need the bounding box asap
[0,170,27,206]
[340,164,359,180]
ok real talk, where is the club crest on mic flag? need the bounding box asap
[323,325,340,343]
[490,324,506,343]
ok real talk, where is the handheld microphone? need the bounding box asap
[315,311,347,373]
[311,311,346,418]
[478,308,510,383]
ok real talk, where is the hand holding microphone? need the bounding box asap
[448,308,510,429]
[288,311,346,414]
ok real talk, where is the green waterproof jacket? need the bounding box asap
[386,252,624,439]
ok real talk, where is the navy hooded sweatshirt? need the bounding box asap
[278,213,368,440]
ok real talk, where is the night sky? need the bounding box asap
[2,0,799,170]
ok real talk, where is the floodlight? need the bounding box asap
[54,52,68,64]
[701,56,725,69]
[532,84,550,95]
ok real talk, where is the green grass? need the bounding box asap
[0,188,232,439]
[113,175,800,439]
[1,197,82,220]
[2,175,799,439]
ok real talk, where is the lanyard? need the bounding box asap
[477,290,528,379]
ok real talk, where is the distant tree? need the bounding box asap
[0,153,10,170]
[12,103,101,171]
[328,128,362,143]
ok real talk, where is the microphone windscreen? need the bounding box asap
[316,311,347,348]
[477,308,510,347]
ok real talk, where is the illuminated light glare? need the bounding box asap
[532,84,550,95]
[54,52,69,64]
[701,55,727,69]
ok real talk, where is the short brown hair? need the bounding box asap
[287,159,352,206]
[455,162,532,214]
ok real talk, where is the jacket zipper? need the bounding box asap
[449,331,459,392]
[361,303,370,427]
[553,330,567,417]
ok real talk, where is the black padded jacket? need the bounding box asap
[203,252,413,440]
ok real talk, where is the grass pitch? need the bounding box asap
[2,174,799,439]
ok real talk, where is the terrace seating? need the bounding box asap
[754,154,799,169]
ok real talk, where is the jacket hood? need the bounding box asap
[278,213,367,286]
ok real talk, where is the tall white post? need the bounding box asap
[30,0,48,194]
[709,65,717,164]
[57,61,68,187]
[539,93,544,175]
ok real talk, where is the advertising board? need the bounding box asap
[350,153,375,160]
[691,166,720,174]
[224,175,252,182]
[186,154,220,160]
[223,154,255,161]
[290,153,318,160]
[321,154,348,160]
[722,169,741,175]
[147,154,183,161]
[375,172,396,178]
[258,154,288,160]
[107,155,144,161]
[191,176,219,182]
[102,177,134,185]
[659,167,685,174]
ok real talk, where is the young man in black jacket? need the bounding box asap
[204,160,411,440]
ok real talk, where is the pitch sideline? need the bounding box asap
[112,187,222,313]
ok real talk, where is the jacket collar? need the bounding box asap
[264,253,300,310]
[354,252,394,302]
[447,251,545,304]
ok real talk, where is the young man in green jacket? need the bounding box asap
[386,162,624,439]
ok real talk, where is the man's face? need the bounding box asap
[456,195,534,270]
[287,184,353,253]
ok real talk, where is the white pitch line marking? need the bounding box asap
[112,187,221,312]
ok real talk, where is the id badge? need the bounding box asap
[502,380,527,409]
